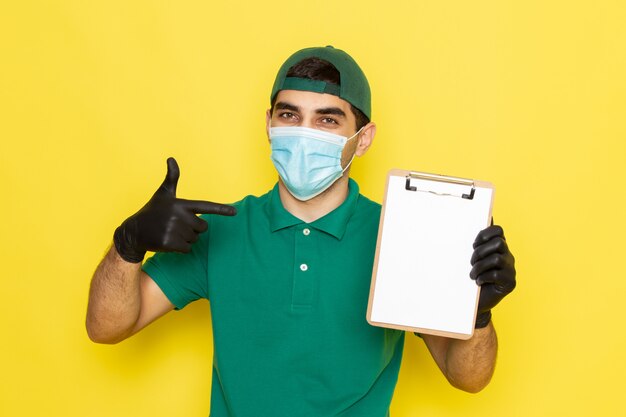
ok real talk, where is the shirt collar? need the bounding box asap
[267,179,361,240]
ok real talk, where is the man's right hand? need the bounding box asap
[113,157,237,263]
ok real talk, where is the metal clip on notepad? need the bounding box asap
[405,172,476,200]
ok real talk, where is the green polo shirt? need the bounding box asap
[143,179,404,417]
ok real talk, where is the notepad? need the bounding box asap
[366,169,495,339]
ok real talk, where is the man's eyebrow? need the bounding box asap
[275,102,300,112]
[316,107,347,118]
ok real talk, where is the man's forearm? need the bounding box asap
[423,323,498,393]
[446,323,497,392]
[86,245,143,344]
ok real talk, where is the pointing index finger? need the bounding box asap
[179,198,237,216]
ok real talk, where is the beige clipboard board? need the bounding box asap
[366,169,495,339]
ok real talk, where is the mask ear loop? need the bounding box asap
[341,126,365,174]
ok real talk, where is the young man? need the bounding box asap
[86,46,516,416]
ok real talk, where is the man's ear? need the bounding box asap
[355,122,376,156]
[265,109,272,142]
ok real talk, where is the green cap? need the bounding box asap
[270,46,371,120]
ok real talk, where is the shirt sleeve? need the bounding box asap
[142,215,211,310]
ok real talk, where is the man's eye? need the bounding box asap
[322,117,338,124]
[279,112,295,119]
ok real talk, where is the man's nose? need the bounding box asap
[300,117,316,129]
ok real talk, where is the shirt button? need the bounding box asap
[300,263,308,272]
[303,228,311,236]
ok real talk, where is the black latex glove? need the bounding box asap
[470,225,516,328]
[114,157,237,263]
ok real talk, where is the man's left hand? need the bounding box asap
[470,225,516,328]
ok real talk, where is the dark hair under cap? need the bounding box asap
[270,46,372,120]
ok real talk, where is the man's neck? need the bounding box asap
[278,175,350,223]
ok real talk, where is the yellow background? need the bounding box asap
[1,1,625,416]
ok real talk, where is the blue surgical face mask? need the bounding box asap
[269,126,362,201]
